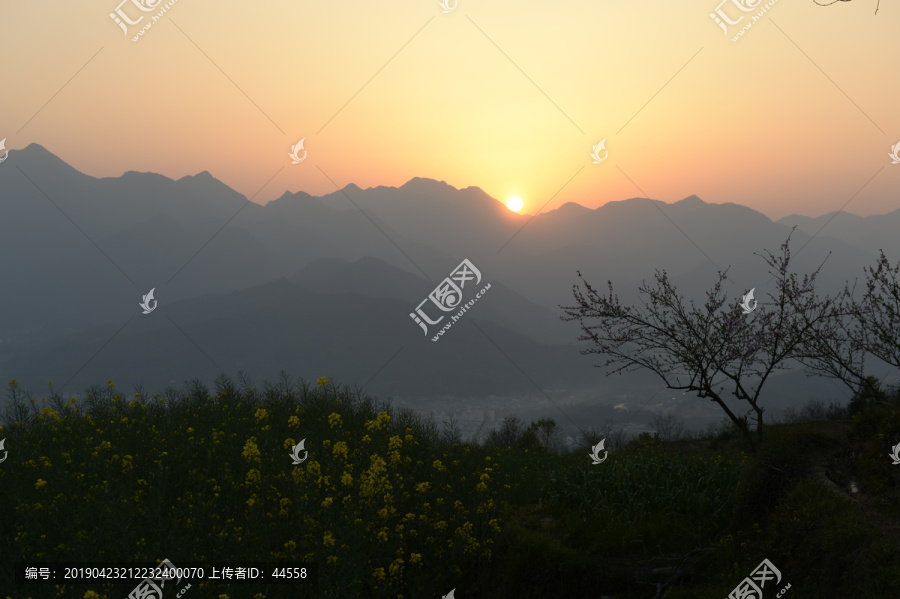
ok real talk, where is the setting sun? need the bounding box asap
[506,196,523,212]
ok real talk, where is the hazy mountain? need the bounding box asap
[491,195,883,309]
[1,145,892,420]
[0,277,600,401]
[779,209,900,258]
[290,256,574,344]
[0,144,452,342]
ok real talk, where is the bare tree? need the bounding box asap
[484,415,525,447]
[442,414,463,443]
[651,412,686,442]
[575,419,628,453]
[794,250,899,398]
[561,233,833,451]
[852,251,900,372]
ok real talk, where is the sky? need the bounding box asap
[1,0,898,220]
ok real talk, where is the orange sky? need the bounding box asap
[1,0,897,219]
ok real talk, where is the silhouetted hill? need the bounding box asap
[1,276,600,400]
[291,256,573,343]
[0,145,888,417]
[779,208,900,257]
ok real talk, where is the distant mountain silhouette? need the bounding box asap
[779,209,900,258]
[0,144,888,416]
[291,256,573,343]
[1,276,602,400]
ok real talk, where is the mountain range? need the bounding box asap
[2,143,895,430]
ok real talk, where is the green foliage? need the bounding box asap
[0,377,512,598]
[848,375,888,418]
[849,385,900,508]
[2,377,899,598]
[627,430,660,448]
[730,427,836,529]
[540,440,743,556]
[486,514,615,599]
[525,417,560,452]
[515,428,543,452]
[713,478,900,597]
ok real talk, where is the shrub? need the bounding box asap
[484,416,524,447]
[651,411,685,441]
[730,427,837,529]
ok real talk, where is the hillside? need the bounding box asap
[1,376,897,598]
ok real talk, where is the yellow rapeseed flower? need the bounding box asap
[360,454,389,498]
[317,376,330,388]
[242,438,261,463]
[388,557,404,578]
[328,412,342,428]
[333,441,349,459]
[34,479,47,489]
[245,469,261,486]
[365,411,391,432]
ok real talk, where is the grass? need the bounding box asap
[1,375,898,598]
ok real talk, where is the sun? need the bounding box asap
[506,196,523,212]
